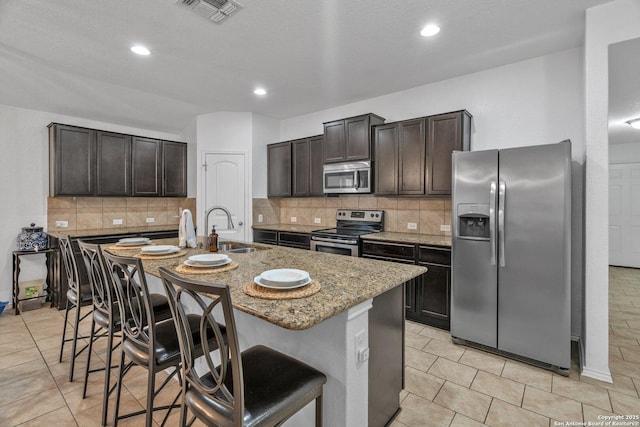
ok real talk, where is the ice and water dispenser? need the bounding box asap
[457,204,490,240]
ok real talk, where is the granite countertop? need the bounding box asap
[106,238,426,331]
[252,224,324,233]
[48,225,179,238]
[361,231,452,247]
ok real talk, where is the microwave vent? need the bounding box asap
[178,0,242,24]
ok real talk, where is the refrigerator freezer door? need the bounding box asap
[497,141,571,369]
[451,150,499,348]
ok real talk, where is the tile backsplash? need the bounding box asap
[253,195,452,236]
[47,197,196,231]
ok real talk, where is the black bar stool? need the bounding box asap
[58,234,93,382]
[159,267,327,427]
[103,251,220,427]
[77,241,173,426]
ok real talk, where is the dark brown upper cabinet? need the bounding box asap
[268,134,324,198]
[373,110,471,196]
[132,137,161,196]
[49,123,187,197]
[49,123,95,196]
[96,131,131,196]
[162,141,187,197]
[308,135,324,196]
[323,113,384,163]
[292,138,309,197]
[374,118,426,196]
[373,123,399,195]
[267,141,292,197]
[427,111,472,195]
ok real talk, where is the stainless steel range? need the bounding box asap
[310,209,384,257]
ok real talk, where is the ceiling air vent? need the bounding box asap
[179,0,242,24]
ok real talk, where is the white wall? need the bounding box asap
[251,113,280,199]
[0,104,187,304]
[610,142,640,164]
[583,0,640,382]
[280,48,587,340]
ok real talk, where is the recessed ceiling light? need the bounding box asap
[130,45,150,56]
[420,24,441,37]
[627,118,640,130]
[254,88,267,96]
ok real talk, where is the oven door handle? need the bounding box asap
[311,236,359,245]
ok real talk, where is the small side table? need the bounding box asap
[12,248,59,315]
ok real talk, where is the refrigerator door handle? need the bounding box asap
[498,180,506,267]
[489,181,497,265]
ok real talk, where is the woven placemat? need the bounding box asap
[136,249,189,260]
[174,261,239,275]
[242,280,321,300]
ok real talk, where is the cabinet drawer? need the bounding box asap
[278,232,310,248]
[253,229,278,244]
[417,245,451,266]
[361,241,415,261]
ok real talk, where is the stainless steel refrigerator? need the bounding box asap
[451,141,571,372]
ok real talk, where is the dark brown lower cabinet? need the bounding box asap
[361,240,451,330]
[253,229,310,249]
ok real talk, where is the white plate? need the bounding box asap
[184,258,232,268]
[117,237,151,246]
[188,253,230,265]
[254,275,312,290]
[140,245,180,255]
[260,268,310,286]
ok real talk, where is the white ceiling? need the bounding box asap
[609,37,640,145]
[0,0,612,134]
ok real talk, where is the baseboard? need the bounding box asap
[581,366,613,383]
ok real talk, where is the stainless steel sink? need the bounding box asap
[218,241,267,253]
[227,247,257,253]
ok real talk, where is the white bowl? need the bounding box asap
[188,254,230,265]
[259,269,310,286]
[140,245,179,254]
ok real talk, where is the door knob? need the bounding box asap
[238,221,244,226]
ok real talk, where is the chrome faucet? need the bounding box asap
[204,206,235,236]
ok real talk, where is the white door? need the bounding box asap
[609,163,640,267]
[203,152,247,242]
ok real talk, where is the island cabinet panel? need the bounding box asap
[132,136,161,196]
[267,141,292,197]
[323,113,385,163]
[96,131,131,196]
[49,123,95,196]
[162,141,187,197]
[292,139,310,197]
[361,240,452,330]
[427,110,472,195]
[308,135,325,196]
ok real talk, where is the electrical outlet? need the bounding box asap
[113,219,123,225]
[258,214,264,223]
[440,224,451,232]
[291,216,297,223]
[314,217,321,224]
[407,222,417,230]
[55,220,68,228]
[354,330,369,364]
[146,217,155,224]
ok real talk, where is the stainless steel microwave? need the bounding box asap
[323,161,371,194]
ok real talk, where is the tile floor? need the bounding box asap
[1,266,639,426]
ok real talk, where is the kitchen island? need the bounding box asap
[106,239,426,427]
